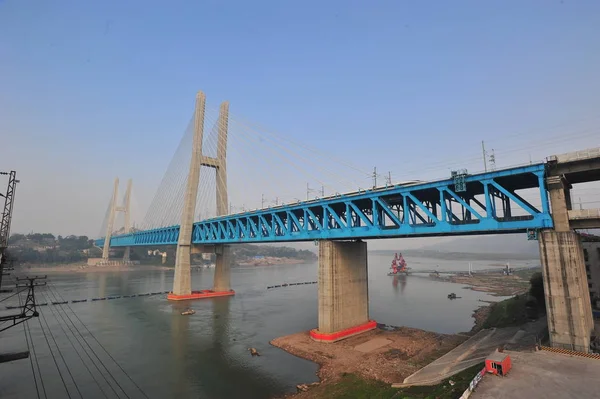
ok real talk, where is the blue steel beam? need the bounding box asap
[95,163,553,247]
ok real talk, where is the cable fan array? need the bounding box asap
[100,101,600,234]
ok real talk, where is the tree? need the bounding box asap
[529,272,545,306]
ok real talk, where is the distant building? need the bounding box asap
[201,253,212,260]
[582,233,600,310]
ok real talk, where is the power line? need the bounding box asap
[18,288,42,399]
[44,284,128,398]
[41,290,109,399]
[47,282,149,399]
[36,305,75,399]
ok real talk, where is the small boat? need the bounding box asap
[387,253,411,276]
[181,309,195,316]
[448,293,461,300]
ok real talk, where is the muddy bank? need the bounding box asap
[271,326,466,397]
[428,272,532,297]
[469,305,493,333]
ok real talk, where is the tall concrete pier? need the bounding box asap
[102,178,119,260]
[539,150,600,352]
[168,93,234,300]
[122,178,133,262]
[539,230,593,351]
[171,92,206,298]
[310,240,376,342]
[212,101,232,293]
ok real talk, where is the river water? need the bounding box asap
[0,253,536,398]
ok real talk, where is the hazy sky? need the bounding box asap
[1,0,599,249]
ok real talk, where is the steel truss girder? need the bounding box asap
[96,164,553,247]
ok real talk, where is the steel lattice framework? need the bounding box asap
[96,163,553,248]
[0,171,17,249]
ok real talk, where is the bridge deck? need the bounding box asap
[96,163,553,247]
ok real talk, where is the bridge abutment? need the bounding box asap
[310,240,376,342]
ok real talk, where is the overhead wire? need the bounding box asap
[18,286,42,399]
[37,298,80,399]
[41,289,110,399]
[43,286,125,399]
[230,113,364,192]
[47,282,149,399]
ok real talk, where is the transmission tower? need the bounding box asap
[0,171,19,290]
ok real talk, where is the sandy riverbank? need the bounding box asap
[271,326,466,397]
[427,270,534,297]
[270,270,534,397]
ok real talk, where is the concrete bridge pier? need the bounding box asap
[213,244,232,292]
[310,240,376,342]
[168,92,234,301]
[539,175,594,352]
[539,231,593,352]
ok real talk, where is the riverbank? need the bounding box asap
[19,263,172,273]
[236,257,307,267]
[428,267,539,297]
[272,268,540,397]
[271,326,466,397]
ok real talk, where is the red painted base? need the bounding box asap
[309,320,377,343]
[167,290,235,301]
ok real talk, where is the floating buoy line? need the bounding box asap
[266,281,317,289]
[4,282,322,308]
[4,291,171,309]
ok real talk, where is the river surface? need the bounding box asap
[0,254,536,398]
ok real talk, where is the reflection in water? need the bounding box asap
[98,273,106,297]
[171,302,190,398]
[391,274,407,294]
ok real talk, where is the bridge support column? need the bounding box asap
[102,178,119,261]
[539,231,593,352]
[310,240,376,342]
[169,92,205,300]
[540,175,593,352]
[213,244,232,292]
[122,179,132,263]
[168,92,234,301]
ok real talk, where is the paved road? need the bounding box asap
[474,350,600,399]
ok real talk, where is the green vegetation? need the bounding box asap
[482,271,546,329]
[308,363,484,399]
[233,244,316,261]
[529,271,545,306]
[482,294,529,328]
[8,233,99,263]
[7,233,316,266]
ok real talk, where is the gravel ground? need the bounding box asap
[270,326,466,391]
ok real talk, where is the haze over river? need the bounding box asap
[0,253,536,398]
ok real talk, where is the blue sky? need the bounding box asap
[1,0,599,240]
